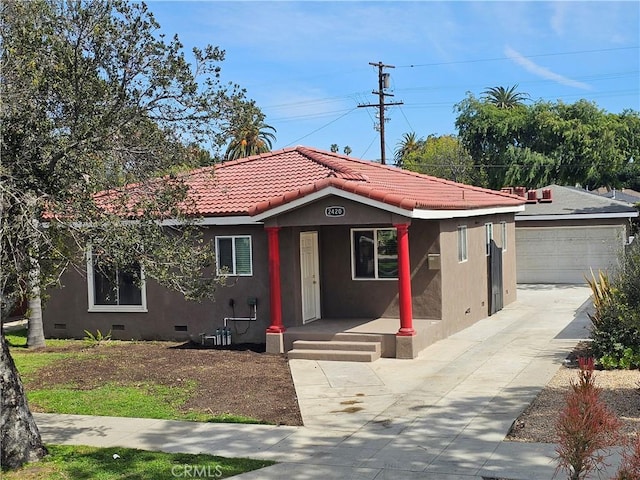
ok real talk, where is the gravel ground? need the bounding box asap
[507,364,640,443]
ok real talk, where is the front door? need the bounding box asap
[300,231,321,323]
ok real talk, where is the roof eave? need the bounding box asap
[250,186,415,221]
[412,204,525,220]
[251,186,526,222]
[515,211,639,221]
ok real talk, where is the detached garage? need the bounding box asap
[515,185,638,284]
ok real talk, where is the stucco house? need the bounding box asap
[515,184,638,284]
[44,147,525,359]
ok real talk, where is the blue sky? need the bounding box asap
[148,1,640,162]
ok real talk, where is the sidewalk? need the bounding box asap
[36,285,623,479]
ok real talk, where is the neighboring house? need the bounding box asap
[593,187,640,206]
[515,185,638,284]
[44,147,525,359]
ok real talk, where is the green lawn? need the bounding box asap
[2,444,275,479]
[5,329,76,349]
[7,330,265,424]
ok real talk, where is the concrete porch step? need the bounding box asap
[332,332,384,343]
[287,348,381,362]
[292,339,380,353]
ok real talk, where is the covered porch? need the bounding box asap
[283,317,443,361]
[256,193,444,360]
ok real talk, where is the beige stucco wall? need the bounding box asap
[439,214,517,337]
[318,221,442,321]
[44,225,273,344]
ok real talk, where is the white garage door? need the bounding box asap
[516,226,625,284]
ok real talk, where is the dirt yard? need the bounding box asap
[21,340,303,426]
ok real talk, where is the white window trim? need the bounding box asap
[457,225,468,263]
[485,222,493,256]
[86,248,147,313]
[350,228,398,281]
[215,235,253,276]
[501,221,507,252]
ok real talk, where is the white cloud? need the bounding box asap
[550,2,568,36]
[504,46,592,90]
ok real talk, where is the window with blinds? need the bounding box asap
[216,236,252,276]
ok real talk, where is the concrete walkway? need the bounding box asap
[36,285,623,479]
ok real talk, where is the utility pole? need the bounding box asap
[358,61,403,165]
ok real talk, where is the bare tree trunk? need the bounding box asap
[0,334,48,469]
[26,243,45,349]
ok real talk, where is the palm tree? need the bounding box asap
[225,114,277,161]
[394,132,422,167]
[482,85,529,109]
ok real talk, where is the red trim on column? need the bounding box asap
[265,227,285,333]
[394,223,416,336]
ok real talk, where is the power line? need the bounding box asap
[283,107,358,147]
[360,134,379,159]
[263,70,638,123]
[397,105,415,132]
[396,46,639,69]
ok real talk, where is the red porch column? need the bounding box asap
[265,227,285,333]
[394,223,416,336]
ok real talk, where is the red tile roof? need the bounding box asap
[182,147,524,217]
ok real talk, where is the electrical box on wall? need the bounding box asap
[427,253,441,270]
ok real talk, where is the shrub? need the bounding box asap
[555,357,621,480]
[587,243,640,369]
[83,329,112,348]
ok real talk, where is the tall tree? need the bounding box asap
[482,85,529,109]
[1,0,253,468]
[224,103,276,161]
[402,135,476,184]
[394,132,423,167]
[455,93,639,189]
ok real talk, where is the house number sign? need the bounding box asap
[325,206,345,217]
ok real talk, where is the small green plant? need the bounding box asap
[555,357,621,480]
[599,354,620,370]
[83,329,112,347]
[618,348,640,369]
[598,347,640,370]
[586,269,613,320]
